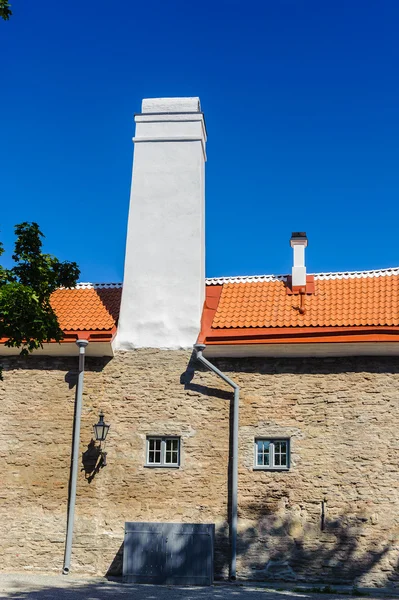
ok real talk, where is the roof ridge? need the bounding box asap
[71,282,123,289]
[58,267,399,289]
[206,274,288,284]
[206,266,399,285]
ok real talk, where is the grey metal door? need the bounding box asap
[123,522,215,585]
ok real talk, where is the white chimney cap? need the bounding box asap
[141,97,201,114]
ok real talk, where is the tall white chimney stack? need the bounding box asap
[290,232,308,289]
[115,97,207,350]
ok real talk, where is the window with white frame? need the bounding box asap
[254,439,290,469]
[146,436,180,467]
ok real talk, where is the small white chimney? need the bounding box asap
[115,97,207,350]
[290,232,308,288]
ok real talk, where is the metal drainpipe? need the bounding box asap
[63,338,89,575]
[194,343,239,580]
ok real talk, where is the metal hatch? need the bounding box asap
[123,522,215,585]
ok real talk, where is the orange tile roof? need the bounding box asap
[30,268,399,346]
[50,284,122,338]
[199,269,399,345]
[213,276,399,328]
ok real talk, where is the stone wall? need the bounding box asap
[1,351,399,586]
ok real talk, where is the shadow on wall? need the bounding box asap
[234,509,398,586]
[0,354,111,376]
[106,523,215,586]
[105,538,227,579]
[0,354,111,393]
[175,354,399,586]
[103,512,399,587]
[95,287,122,325]
[81,440,106,483]
[191,355,399,377]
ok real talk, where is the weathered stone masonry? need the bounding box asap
[1,351,399,586]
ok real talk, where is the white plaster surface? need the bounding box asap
[115,97,206,350]
[292,265,306,287]
[291,240,307,287]
[141,97,201,113]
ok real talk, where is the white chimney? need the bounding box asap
[115,97,206,350]
[290,232,308,288]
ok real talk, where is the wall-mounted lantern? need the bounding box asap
[92,411,110,467]
[82,411,111,480]
[93,411,110,444]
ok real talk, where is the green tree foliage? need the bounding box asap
[0,0,12,20]
[0,223,80,378]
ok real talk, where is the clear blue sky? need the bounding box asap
[1,0,399,281]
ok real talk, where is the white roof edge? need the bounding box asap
[71,282,123,289]
[206,267,399,285]
[314,267,399,280]
[206,274,288,284]
[60,266,399,289]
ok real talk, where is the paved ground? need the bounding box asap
[1,575,399,600]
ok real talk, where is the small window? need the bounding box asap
[254,439,290,470]
[146,437,180,467]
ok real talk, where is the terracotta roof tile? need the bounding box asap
[50,286,122,332]
[212,274,399,329]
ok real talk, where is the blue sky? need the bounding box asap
[1,0,399,281]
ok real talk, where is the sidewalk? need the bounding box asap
[0,574,399,600]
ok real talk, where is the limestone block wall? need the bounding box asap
[227,356,399,586]
[1,351,399,586]
[0,351,230,576]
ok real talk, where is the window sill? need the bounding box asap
[144,464,180,469]
[253,466,290,472]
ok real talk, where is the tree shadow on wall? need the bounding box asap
[103,511,399,587]
[229,507,398,585]
[2,516,397,598]
[178,357,399,585]
[211,511,398,585]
